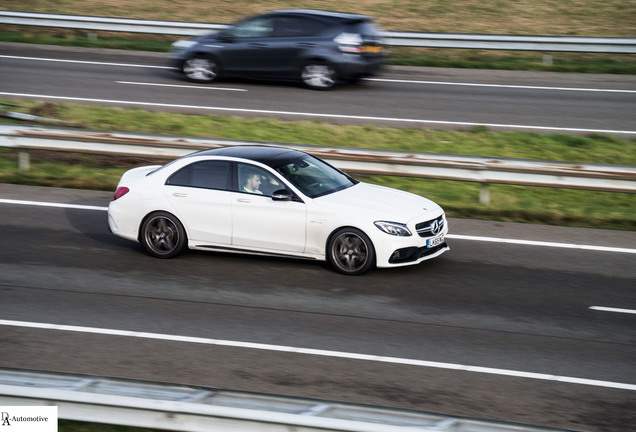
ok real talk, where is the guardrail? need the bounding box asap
[1,124,635,204]
[2,11,636,53]
[0,11,226,37]
[0,368,576,432]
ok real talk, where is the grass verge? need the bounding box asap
[2,100,635,231]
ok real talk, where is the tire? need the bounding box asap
[182,55,220,83]
[301,62,336,90]
[327,228,375,275]
[140,212,187,258]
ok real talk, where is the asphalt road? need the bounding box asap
[1,42,636,134]
[1,184,635,431]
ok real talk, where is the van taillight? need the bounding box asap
[113,187,129,201]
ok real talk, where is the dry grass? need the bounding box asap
[4,0,636,36]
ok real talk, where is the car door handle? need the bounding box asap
[249,43,268,48]
[236,198,251,203]
[172,192,188,197]
[297,42,315,48]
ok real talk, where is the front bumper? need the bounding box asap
[373,215,450,268]
[388,242,450,265]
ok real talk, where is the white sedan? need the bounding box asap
[108,146,449,275]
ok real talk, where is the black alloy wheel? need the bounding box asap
[141,212,187,258]
[328,228,375,275]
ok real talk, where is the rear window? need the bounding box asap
[167,161,231,190]
[350,21,384,38]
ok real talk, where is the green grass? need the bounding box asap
[389,48,636,74]
[8,100,635,164]
[2,100,635,231]
[0,30,175,52]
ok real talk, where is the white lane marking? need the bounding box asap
[590,306,636,315]
[0,198,107,211]
[4,54,634,95]
[0,54,172,69]
[1,92,635,135]
[2,198,635,254]
[446,234,636,254]
[116,81,247,92]
[368,78,636,94]
[1,319,634,391]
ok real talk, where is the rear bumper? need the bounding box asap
[337,55,385,79]
[108,201,141,243]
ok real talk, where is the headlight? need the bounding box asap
[374,221,412,236]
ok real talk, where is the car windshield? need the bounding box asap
[272,154,356,198]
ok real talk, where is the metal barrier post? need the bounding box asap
[480,183,490,205]
[18,151,30,170]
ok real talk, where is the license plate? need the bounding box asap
[427,236,444,248]
[362,45,383,53]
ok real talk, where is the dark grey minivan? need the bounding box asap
[169,9,386,90]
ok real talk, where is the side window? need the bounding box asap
[167,161,231,190]
[237,163,281,196]
[230,17,274,38]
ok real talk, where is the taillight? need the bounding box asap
[334,32,364,54]
[113,186,129,201]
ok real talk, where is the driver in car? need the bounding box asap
[243,171,263,194]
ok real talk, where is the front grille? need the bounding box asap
[416,215,445,238]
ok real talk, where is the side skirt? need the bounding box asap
[192,244,321,261]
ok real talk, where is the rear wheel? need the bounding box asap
[327,228,375,275]
[301,62,336,90]
[140,212,187,258]
[182,55,220,83]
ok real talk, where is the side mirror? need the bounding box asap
[217,29,235,42]
[272,189,293,201]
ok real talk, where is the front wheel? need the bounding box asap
[182,55,220,83]
[327,228,375,275]
[140,212,187,258]
[301,62,336,90]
